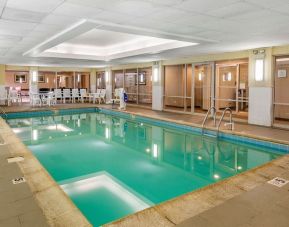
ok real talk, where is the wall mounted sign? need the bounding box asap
[278,69,287,78]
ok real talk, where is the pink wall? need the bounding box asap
[5,71,29,90]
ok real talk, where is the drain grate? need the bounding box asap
[12,177,26,185]
[267,177,289,187]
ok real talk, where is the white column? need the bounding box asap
[90,69,96,92]
[29,67,38,93]
[152,61,163,111]
[248,48,273,126]
[151,126,163,161]
[105,68,112,102]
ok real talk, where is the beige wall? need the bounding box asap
[0,65,5,85]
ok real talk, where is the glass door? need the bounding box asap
[124,68,137,104]
[274,56,289,128]
[75,72,90,90]
[56,72,75,89]
[112,70,124,98]
[138,67,152,107]
[96,71,106,89]
[193,64,213,113]
[215,60,248,118]
[163,64,186,112]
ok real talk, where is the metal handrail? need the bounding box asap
[217,107,233,136]
[202,107,217,134]
[0,107,7,119]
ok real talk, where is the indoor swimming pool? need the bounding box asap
[6,109,288,226]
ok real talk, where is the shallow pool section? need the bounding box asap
[7,111,287,226]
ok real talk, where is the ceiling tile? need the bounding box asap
[107,0,161,17]
[0,19,36,36]
[244,0,289,8]
[91,10,134,24]
[41,14,78,25]
[229,9,289,25]
[146,8,197,22]
[52,2,102,18]
[206,2,260,18]
[176,0,241,13]
[2,8,47,23]
[66,0,121,11]
[6,0,65,13]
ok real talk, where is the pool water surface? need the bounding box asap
[7,111,285,226]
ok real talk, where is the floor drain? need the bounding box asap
[7,156,24,163]
[12,177,26,185]
[267,177,289,187]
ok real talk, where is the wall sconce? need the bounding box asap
[255,59,264,81]
[139,73,144,83]
[77,74,81,83]
[32,71,37,82]
[153,67,159,82]
[198,72,202,81]
[222,72,232,81]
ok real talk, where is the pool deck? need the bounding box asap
[1,103,289,227]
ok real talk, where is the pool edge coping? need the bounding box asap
[0,118,92,227]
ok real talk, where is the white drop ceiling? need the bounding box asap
[0,0,289,68]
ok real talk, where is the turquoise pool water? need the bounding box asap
[7,111,286,226]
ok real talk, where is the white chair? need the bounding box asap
[8,90,21,105]
[63,89,71,103]
[72,89,80,103]
[111,88,121,103]
[80,89,88,103]
[54,89,62,103]
[30,93,41,107]
[99,89,106,104]
[42,92,56,107]
[0,87,8,106]
[89,89,101,104]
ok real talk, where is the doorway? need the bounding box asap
[215,59,249,118]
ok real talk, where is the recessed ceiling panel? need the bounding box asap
[42,28,198,61]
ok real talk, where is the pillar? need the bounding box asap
[90,69,97,92]
[152,61,163,111]
[248,48,273,126]
[29,67,39,93]
[151,126,163,161]
[105,68,112,103]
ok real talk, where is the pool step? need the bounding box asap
[203,133,217,138]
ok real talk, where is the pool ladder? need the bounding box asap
[202,107,217,135]
[202,107,234,137]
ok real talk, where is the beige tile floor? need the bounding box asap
[0,144,49,227]
[1,103,289,227]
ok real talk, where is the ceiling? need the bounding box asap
[40,28,197,61]
[1,0,289,68]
